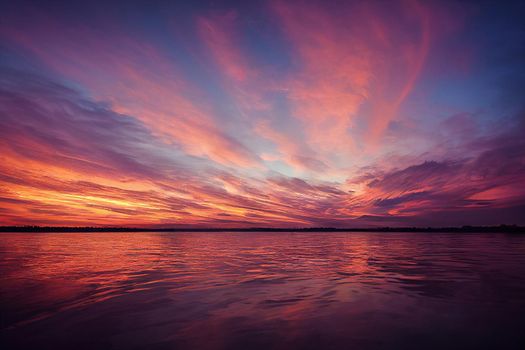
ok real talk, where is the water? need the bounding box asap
[1,232,525,349]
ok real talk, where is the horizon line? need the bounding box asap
[1,224,523,233]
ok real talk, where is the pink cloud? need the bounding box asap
[198,11,255,83]
[272,0,432,154]
[1,1,523,228]
[1,14,259,168]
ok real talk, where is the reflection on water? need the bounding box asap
[1,232,525,349]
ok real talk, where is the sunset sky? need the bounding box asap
[1,0,524,227]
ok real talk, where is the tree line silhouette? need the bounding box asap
[0,225,523,233]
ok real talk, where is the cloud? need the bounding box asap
[346,119,525,225]
[0,11,260,168]
[0,0,524,227]
[255,121,327,172]
[1,67,524,228]
[198,10,255,83]
[271,0,432,154]
[0,68,162,179]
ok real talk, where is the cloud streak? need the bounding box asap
[0,0,524,227]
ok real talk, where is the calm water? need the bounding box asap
[1,232,525,349]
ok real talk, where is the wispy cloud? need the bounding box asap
[0,0,524,227]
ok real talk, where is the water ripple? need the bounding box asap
[1,231,525,349]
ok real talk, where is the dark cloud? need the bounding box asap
[350,119,525,226]
[374,191,431,208]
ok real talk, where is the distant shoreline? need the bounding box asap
[0,225,523,233]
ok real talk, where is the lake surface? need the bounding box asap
[1,232,525,349]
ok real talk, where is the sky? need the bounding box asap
[0,0,524,228]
